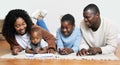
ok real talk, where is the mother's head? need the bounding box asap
[2,9,33,39]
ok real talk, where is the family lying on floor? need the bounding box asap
[2,4,120,56]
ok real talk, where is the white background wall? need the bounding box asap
[0,0,120,34]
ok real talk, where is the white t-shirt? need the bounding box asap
[15,33,48,49]
[15,33,31,49]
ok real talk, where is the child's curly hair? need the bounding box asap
[2,9,33,42]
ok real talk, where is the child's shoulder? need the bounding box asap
[73,27,81,34]
[56,28,61,32]
[74,27,80,31]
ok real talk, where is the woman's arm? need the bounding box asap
[6,38,23,55]
[32,25,56,50]
[38,26,56,53]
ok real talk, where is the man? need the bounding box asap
[77,4,119,56]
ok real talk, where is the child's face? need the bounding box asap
[61,21,74,37]
[14,17,27,35]
[30,32,42,45]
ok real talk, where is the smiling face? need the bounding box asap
[61,21,74,37]
[14,17,27,35]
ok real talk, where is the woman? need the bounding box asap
[2,9,56,55]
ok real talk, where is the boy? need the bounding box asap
[56,14,81,55]
[25,26,48,54]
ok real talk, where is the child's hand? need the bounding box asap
[34,47,40,54]
[59,48,73,55]
[63,47,74,54]
[59,48,66,55]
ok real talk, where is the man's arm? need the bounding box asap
[100,22,119,54]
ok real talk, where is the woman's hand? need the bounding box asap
[48,48,56,54]
[12,48,19,55]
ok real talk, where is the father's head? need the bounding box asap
[83,4,101,31]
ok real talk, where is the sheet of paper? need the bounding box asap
[26,53,55,59]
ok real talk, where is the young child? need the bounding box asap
[25,25,48,54]
[32,9,49,31]
[56,14,81,55]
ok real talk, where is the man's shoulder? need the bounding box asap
[101,17,118,27]
[80,20,84,24]
[79,20,88,30]
[101,17,120,32]
[102,17,115,24]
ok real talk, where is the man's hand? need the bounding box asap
[88,47,102,55]
[76,49,89,56]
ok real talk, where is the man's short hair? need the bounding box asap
[83,3,100,14]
